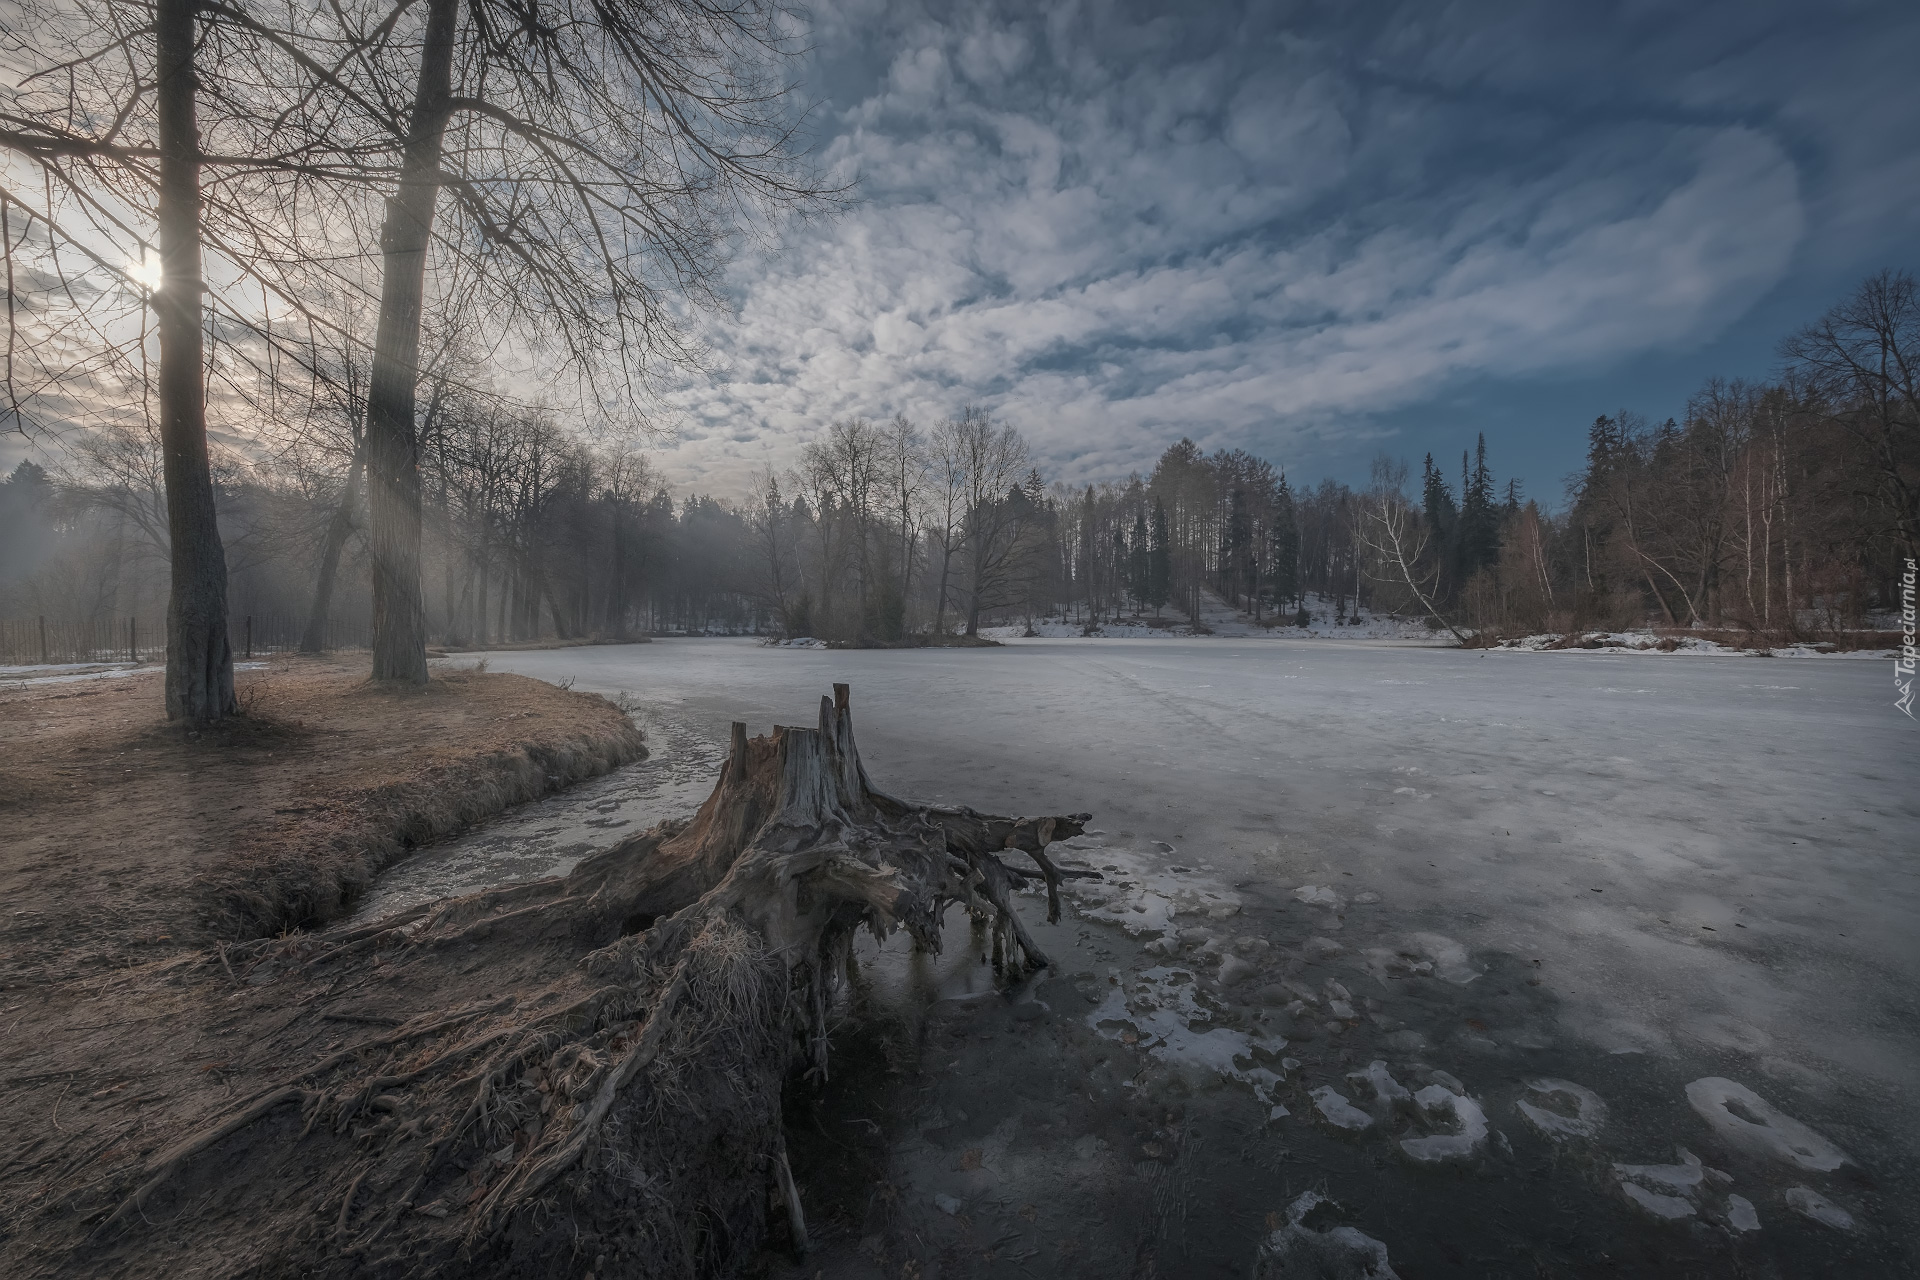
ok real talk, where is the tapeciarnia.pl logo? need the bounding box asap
[1898,558,1916,719]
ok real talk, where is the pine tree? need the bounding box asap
[1458,433,1499,578]
[1421,452,1456,539]
[1268,473,1301,609]
[1224,487,1252,609]
[1147,498,1172,613]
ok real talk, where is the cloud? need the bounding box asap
[640,0,1901,498]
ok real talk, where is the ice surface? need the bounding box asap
[1784,1186,1854,1231]
[1253,1191,1401,1279]
[1292,884,1345,909]
[1311,1087,1375,1132]
[1398,1084,1489,1164]
[1085,965,1286,1099]
[1516,1078,1607,1141]
[1726,1194,1761,1232]
[1346,1059,1411,1106]
[424,637,1917,1267]
[1060,841,1244,936]
[1620,1182,1695,1221]
[1612,1148,1707,1197]
[1685,1078,1849,1172]
[439,637,1913,1130]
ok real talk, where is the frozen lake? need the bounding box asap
[409,636,1913,1275]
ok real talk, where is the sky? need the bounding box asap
[642,0,1919,506]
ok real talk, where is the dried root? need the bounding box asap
[81,685,1091,1279]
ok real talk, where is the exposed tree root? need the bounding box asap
[68,685,1091,1278]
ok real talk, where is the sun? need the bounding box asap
[129,256,162,290]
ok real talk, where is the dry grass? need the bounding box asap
[0,655,646,984]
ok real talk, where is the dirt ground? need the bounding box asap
[0,656,645,1272]
[2,656,644,963]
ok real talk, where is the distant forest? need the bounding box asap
[1,270,1912,646]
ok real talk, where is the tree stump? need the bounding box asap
[82,686,1091,1278]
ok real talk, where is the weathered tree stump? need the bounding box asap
[82,686,1090,1278]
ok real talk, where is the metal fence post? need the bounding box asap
[39,615,48,664]
[128,616,136,663]
[245,614,253,658]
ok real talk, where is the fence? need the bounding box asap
[0,612,371,666]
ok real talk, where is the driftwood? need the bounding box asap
[81,686,1090,1278]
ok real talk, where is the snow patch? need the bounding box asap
[1516,1078,1607,1141]
[1086,965,1286,1102]
[1684,1078,1848,1172]
[1253,1192,1401,1279]
[1784,1186,1855,1231]
[1310,1086,1374,1133]
[1398,1085,1489,1164]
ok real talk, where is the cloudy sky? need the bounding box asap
[646,0,1917,504]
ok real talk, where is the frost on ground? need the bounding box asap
[0,659,267,686]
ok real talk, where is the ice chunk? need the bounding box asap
[1784,1186,1855,1231]
[1253,1191,1400,1279]
[1684,1078,1848,1172]
[1292,884,1345,910]
[1725,1194,1760,1233]
[1311,1086,1374,1132]
[1219,955,1256,986]
[1346,1060,1411,1106]
[1613,1148,1706,1198]
[933,1193,962,1215]
[1620,1182,1695,1221]
[1401,932,1480,985]
[1269,1104,1291,1122]
[1398,1085,1488,1164]
[1516,1078,1608,1141]
[1327,999,1356,1020]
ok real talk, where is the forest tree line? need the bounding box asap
[3,267,1912,646]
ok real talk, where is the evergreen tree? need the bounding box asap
[1421,452,1456,540]
[1147,498,1172,612]
[1458,433,1499,578]
[1224,486,1252,608]
[1268,473,1301,608]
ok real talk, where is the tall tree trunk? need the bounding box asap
[300,443,365,653]
[933,536,954,635]
[364,0,458,684]
[155,0,236,724]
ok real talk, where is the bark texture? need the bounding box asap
[302,442,365,654]
[365,0,458,685]
[155,0,237,724]
[79,687,1091,1278]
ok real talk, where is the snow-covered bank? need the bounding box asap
[1491,631,1895,658]
[980,590,1445,643]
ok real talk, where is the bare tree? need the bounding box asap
[1,0,242,719]
[925,414,971,635]
[1357,458,1468,643]
[943,408,1030,637]
[305,0,844,680]
[883,413,926,622]
[1781,269,1920,567]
